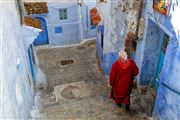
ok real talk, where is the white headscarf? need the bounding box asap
[118,50,128,61]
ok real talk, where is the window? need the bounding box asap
[59,9,67,20]
[55,26,62,33]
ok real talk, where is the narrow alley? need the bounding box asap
[1,0,180,120]
[31,40,154,120]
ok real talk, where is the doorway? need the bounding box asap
[139,19,166,86]
[153,33,170,91]
[28,45,35,80]
[33,17,49,46]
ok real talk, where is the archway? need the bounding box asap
[33,17,49,46]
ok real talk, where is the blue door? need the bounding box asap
[33,17,49,46]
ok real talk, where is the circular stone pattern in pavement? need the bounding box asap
[61,86,82,99]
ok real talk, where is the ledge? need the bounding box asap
[21,25,42,49]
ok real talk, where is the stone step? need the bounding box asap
[34,78,109,106]
[38,94,109,113]
[32,84,154,119]
[31,103,153,120]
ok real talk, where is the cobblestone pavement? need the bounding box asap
[31,40,155,120]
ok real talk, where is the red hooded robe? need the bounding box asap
[110,59,139,105]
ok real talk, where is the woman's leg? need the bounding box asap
[117,104,122,108]
[125,104,130,112]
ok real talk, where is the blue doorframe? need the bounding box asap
[153,34,169,91]
[28,45,35,80]
[33,17,49,46]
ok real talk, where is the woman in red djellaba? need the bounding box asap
[110,50,139,113]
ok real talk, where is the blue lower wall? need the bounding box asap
[96,25,104,68]
[96,25,118,76]
[103,52,118,76]
[96,35,103,69]
[96,37,118,76]
[50,23,81,45]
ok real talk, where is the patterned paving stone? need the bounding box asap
[54,81,91,102]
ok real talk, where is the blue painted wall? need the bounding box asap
[135,1,180,119]
[138,19,164,85]
[46,3,81,45]
[81,2,97,39]
[96,25,119,76]
[96,1,180,119]
[102,52,118,76]
[32,2,96,46]
[153,35,180,120]
[153,84,180,120]
[96,25,104,69]
[1,2,35,119]
[27,45,37,81]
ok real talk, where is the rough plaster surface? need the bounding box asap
[2,2,34,119]
[97,0,142,53]
[31,40,155,119]
[96,0,142,77]
[35,67,48,90]
[135,1,180,119]
[15,83,23,105]
[96,1,180,119]
[138,19,164,85]
[153,84,180,120]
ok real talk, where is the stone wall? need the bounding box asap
[1,1,35,119]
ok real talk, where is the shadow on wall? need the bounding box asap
[151,0,180,120]
[139,18,165,86]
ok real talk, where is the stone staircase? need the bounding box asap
[30,79,155,120]
[31,40,155,120]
